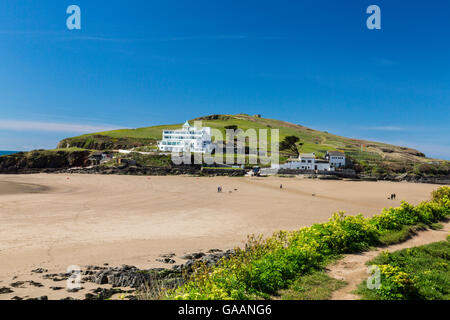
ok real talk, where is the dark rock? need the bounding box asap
[96,274,109,285]
[0,287,13,294]
[183,260,195,271]
[50,286,64,291]
[43,273,68,282]
[171,265,183,272]
[31,268,48,274]
[84,293,95,300]
[52,278,66,282]
[10,281,43,288]
[156,258,176,264]
[191,252,205,259]
[27,296,48,300]
[10,281,25,288]
[207,249,223,253]
[87,288,124,300]
[181,252,205,260]
[29,281,44,287]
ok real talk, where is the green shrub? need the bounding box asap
[370,264,419,300]
[432,186,450,203]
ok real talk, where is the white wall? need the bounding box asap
[330,156,345,168]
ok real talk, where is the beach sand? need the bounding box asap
[0,174,441,299]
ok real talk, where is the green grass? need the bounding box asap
[277,271,346,300]
[356,239,450,300]
[378,224,428,246]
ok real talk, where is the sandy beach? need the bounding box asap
[0,174,441,299]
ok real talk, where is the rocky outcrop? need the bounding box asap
[171,249,236,272]
[0,159,248,176]
[200,168,247,176]
[0,150,90,173]
[391,173,450,185]
[82,265,182,289]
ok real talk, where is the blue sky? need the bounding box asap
[0,0,449,159]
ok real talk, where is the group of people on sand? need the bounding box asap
[389,193,397,200]
[217,186,223,193]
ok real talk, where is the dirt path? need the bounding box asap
[328,220,450,300]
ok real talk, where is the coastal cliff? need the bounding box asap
[0,149,90,173]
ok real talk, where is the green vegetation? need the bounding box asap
[278,271,346,300]
[164,186,450,300]
[108,152,172,168]
[0,148,91,169]
[356,239,450,300]
[378,224,427,246]
[279,136,303,157]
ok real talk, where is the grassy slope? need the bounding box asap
[356,237,450,300]
[278,270,346,300]
[58,114,431,164]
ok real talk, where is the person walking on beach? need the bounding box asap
[280,184,283,189]
[218,186,222,193]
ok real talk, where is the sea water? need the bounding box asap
[0,151,20,156]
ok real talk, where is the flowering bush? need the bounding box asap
[372,264,418,300]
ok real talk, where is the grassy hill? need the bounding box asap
[58,113,428,163]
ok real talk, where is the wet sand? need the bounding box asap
[0,181,48,195]
[0,174,442,299]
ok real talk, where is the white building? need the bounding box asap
[298,153,317,170]
[157,121,215,153]
[325,151,346,168]
[276,153,334,171]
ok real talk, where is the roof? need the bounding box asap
[183,120,190,127]
[327,151,345,156]
[299,153,316,158]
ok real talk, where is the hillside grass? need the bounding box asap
[356,238,450,300]
[163,186,450,300]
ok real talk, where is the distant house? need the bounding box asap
[325,151,346,168]
[88,152,112,165]
[298,153,316,170]
[276,152,333,171]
